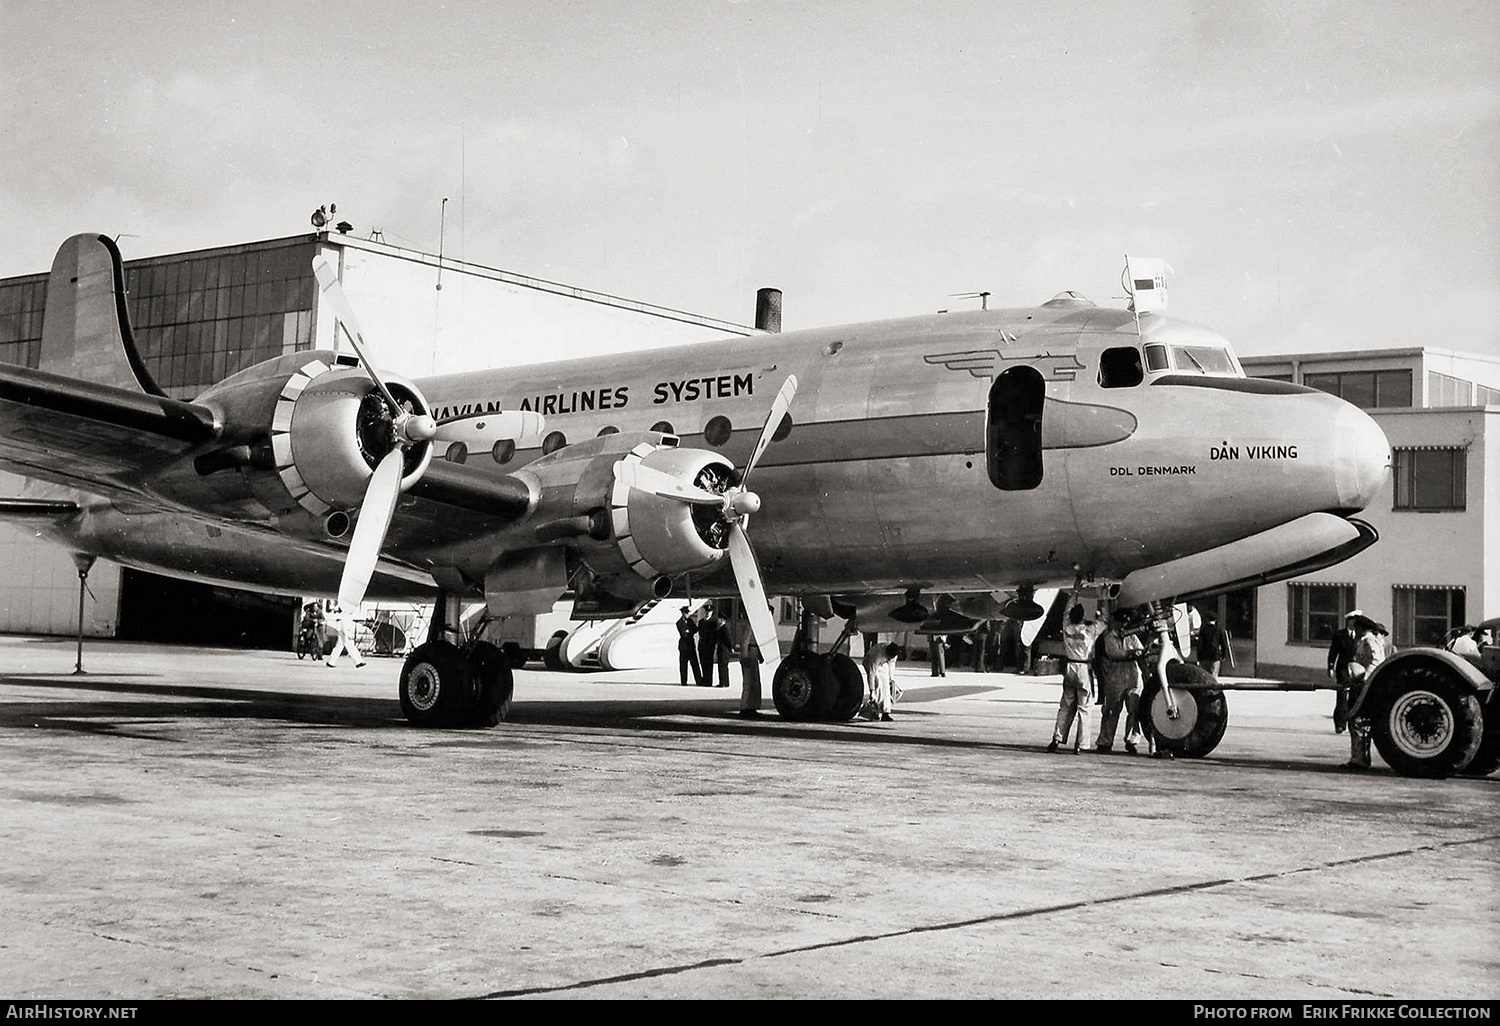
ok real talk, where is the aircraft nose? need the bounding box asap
[1333,403,1391,512]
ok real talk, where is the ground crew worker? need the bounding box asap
[1344,616,1392,770]
[1095,609,1145,753]
[1048,601,1105,753]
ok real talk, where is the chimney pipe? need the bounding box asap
[755,288,782,333]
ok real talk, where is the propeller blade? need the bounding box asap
[429,409,546,446]
[338,448,405,609]
[728,524,780,663]
[742,375,797,485]
[613,461,723,506]
[312,257,403,416]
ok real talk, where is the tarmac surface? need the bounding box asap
[0,634,1496,1001]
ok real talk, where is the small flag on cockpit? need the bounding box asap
[1124,256,1172,314]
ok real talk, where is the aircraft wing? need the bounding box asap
[0,362,219,499]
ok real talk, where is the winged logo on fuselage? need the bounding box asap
[924,348,1087,381]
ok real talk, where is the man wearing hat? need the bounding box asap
[1326,609,1362,734]
[676,606,703,687]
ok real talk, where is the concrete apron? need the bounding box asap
[0,636,1495,1000]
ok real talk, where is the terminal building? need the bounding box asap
[0,230,757,646]
[1,233,1495,676]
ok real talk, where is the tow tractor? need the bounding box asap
[1349,617,1500,779]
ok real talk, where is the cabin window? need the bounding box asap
[986,365,1045,491]
[772,413,793,441]
[704,416,733,447]
[651,421,675,435]
[597,425,619,436]
[1098,347,1144,388]
[541,431,567,455]
[491,439,516,465]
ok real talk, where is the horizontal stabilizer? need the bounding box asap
[0,363,218,497]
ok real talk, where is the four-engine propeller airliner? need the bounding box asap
[0,234,1393,759]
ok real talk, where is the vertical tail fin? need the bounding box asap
[39,234,162,395]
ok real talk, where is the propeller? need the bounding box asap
[614,375,796,663]
[310,257,543,608]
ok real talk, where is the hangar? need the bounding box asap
[0,229,757,644]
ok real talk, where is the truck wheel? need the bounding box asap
[463,641,515,727]
[825,653,867,722]
[1144,662,1229,759]
[399,641,475,727]
[1368,664,1484,778]
[773,653,837,721]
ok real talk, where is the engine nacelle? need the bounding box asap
[488,435,733,611]
[605,444,735,581]
[195,351,433,517]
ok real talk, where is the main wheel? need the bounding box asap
[825,653,867,722]
[463,641,515,727]
[1369,664,1484,778]
[1142,662,1229,759]
[772,653,837,721]
[399,641,476,727]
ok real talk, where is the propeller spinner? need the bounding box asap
[613,375,796,663]
[310,257,543,608]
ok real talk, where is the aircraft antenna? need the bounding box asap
[950,290,991,310]
[437,197,448,292]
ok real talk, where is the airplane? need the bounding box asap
[0,234,1393,759]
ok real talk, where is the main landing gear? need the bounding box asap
[771,613,866,722]
[397,595,515,728]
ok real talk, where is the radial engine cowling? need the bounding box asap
[549,441,736,588]
[271,360,433,515]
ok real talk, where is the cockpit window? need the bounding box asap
[1169,345,1236,375]
[1098,346,1144,388]
[1145,344,1170,372]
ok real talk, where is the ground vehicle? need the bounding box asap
[1351,617,1499,778]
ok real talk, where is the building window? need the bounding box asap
[1288,582,1356,644]
[1393,447,1466,511]
[1393,586,1465,648]
[1427,371,1473,407]
[1303,369,1412,409]
[1477,384,1500,405]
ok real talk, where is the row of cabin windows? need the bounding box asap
[443,413,794,464]
[1288,582,1468,649]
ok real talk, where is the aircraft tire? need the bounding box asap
[542,631,568,671]
[399,641,476,727]
[463,641,515,728]
[825,653,866,722]
[772,653,837,721]
[1368,663,1484,779]
[1145,663,1229,759]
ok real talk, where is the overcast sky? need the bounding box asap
[2,0,1497,358]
